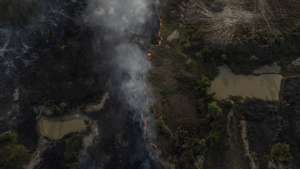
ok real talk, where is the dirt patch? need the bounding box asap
[38,115,89,140]
[209,66,282,101]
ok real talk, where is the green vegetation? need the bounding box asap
[208,101,223,118]
[157,116,173,137]
[0,132,31,169]
[270,143,292,163]
[0,132,18,143]
[207,130,223,148]
[195,76,211,96]
[41,101,68,116]
[152,16,228,165]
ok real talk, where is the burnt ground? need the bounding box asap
[281,77,300,167]
[0,0,160,169]
[15,0,104,149]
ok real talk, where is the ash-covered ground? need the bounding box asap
[0,0,160,169]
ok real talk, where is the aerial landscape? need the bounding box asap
[0,0,299,169]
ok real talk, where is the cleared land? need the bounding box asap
[209,66,282,101]
[38,115,88,140]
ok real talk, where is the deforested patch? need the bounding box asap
[179,0,300,45]
[209,66,283,101]
[38,115,89,140]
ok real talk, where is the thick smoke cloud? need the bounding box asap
[115,43,152,114]
[83,0,159,168]
[85,0,157,134]
[85,0,154,34]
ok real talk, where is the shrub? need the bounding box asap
[0,132,17,144]
[0,132,30,169]
[157,116,173,137]
[195,76,211,96]
[208,101,223,118]
[207,130,223,149]
[271,143,292,163]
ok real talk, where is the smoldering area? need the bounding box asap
[0,0,161,169]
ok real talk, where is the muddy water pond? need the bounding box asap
[38,115,89,140]
[209,66,283,101]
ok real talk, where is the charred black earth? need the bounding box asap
[0,0,160,169]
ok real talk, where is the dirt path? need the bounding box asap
[25,139,48,169]
[226,109,252,169]
[240,120,258,169]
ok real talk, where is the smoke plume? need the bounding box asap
[85,0,158,135]
[83,0,160,168]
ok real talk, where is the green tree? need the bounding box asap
[195,76,211,96]
[0,132,17,144]
[208,130,222,145]
[208,101,223,118]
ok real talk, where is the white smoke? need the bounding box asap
[84,0,157,135]
[85,0,159,166]
[115,43,152,114]
[83,1,160,168]
[85,0,154,34]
